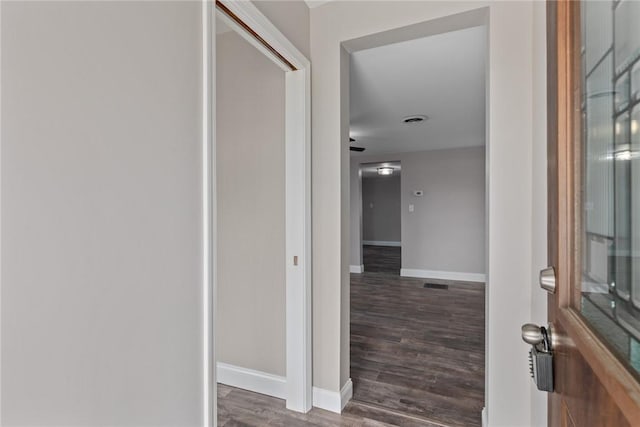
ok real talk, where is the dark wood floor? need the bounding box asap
[351,248,485,427]
[363,245,401,274]
[218,384,444,426]
[217,245,484,426]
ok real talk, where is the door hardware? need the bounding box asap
[521,323,554,392]
[540,267,556,294]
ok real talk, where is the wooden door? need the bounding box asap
[547,1,640,426]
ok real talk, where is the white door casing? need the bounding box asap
[213,0,312,415]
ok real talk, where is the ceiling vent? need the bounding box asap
[402,115,428,124]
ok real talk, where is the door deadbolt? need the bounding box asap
[540,267,556,294]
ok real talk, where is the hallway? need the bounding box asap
[363,245,401,275]
[350,267,485,426]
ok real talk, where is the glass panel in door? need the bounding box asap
[580,0,640,377]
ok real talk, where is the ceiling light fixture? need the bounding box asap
[377,167,394,176]
[402,114,428,124]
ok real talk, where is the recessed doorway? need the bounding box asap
[360,161,402,275]
[347,21,487,427]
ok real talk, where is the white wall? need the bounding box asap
[405,148,484,275]
[253,1,310,60]
[310,2,538,425]
[1,2,206,425]
[216,31,286,376]
[349,158,363,269]
[362,174,402,243]
[339,45,352,396]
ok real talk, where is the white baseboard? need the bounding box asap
[341,378,354,409]
[217,362,287,400]
[400,268,486,283]
[312,379,353,414]
[482,406,487,427]
[362,240,401,247]
[349,264,364,273]
[217,363,353,414]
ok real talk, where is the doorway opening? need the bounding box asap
[346,21,487,427]
[211,1,312,421]
[360,161,402,275]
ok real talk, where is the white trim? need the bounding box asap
[217,363,287,400]
[362,240,401,247]
[217,1,310,71]
[482,407,488,427]
[202,2,215,426]
[215,1,312,414]
[312,379,353,414]
[284,67,312,413]
[340,379,354,409]
[349,264,364,273]
[400,268,486,283]
[216,365,354,416]
[0,0,3,420]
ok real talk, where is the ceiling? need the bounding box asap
[304,0,334,8]
[360,161,401,178]
[349,25,486,156]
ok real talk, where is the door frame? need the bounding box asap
[207,0,312,420]
[548,0,640,424]
[342,9,490,421]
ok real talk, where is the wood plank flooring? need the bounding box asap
[351,247,485,427]
[363,245,401,274]
[217,245,485,426]
[218,384,444,426]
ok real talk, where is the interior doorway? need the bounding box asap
[212,1,312,419]
[360,161,402,275]
[346,21,487,427]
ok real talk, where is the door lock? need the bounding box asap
[521,323,554,392]
[540,266,556,294]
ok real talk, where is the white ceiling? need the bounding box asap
[304,0,334,8]
[349,25,486,156]
[360,161,401,178]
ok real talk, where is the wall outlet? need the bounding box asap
[409,204,414,213]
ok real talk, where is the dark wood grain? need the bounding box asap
[552,312,631,427]
[217,249,485,426]
[363,245,401,274]
[217,384,443,426]
[547,1,640,425]
[350,268,485,427]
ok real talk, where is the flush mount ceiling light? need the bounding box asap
[402,114,428,124]
[377,167,394,176]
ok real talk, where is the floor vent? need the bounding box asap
[423,283,449,290]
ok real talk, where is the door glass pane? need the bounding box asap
[580,0,640,377]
